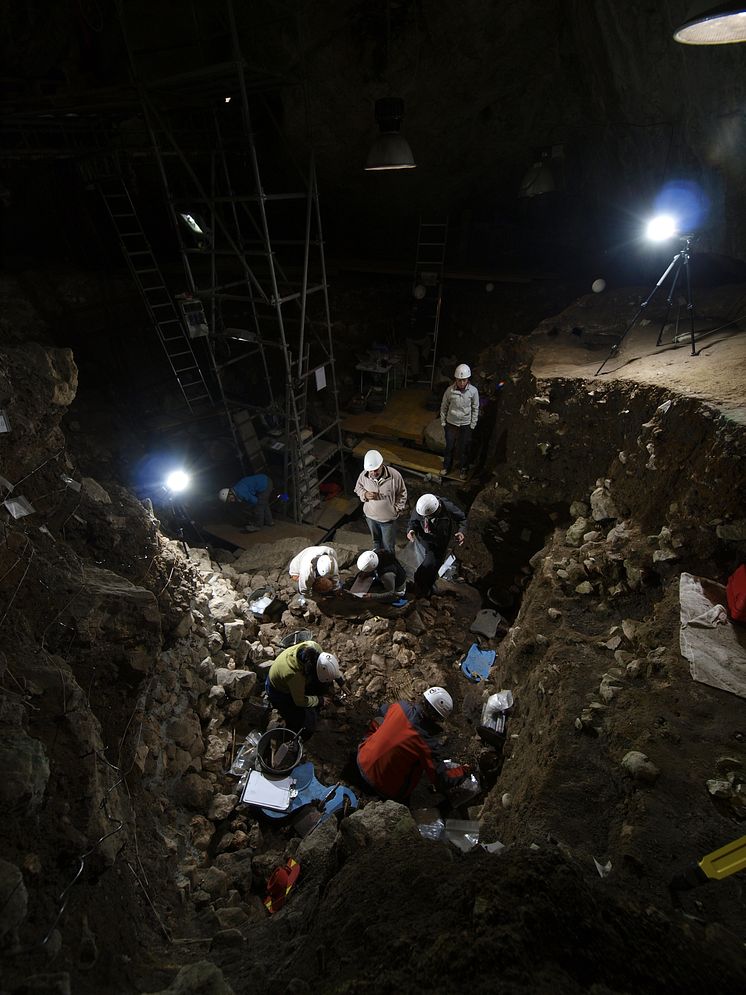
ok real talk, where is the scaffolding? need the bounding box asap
[0,0,347,523]
[406,216,449,388]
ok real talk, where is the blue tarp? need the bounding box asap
[460,643,497,683]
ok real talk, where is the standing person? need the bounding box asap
[406,493,466,598]
[218,473,274,530]
[356,687,470,803]
[440,364,479,480]
[287,545,340,600]
[266,640,342,740]
[354,449,408,553]
[354,550,407,603]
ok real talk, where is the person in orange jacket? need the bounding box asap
[356,687,470,803]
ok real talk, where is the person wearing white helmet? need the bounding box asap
[356,686,471,802]
[407,492,466,597]
[266,640,343,739]
[217,472,275,531]
[287,545,340,598]
[440,363,479,480]
[354,449,408,553]
[353,549,407,604]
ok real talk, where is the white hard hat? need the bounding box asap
[218,488,231,503]
[455,364,471,379]
[316,554,334,577]
[416,493,440,517]
[316,652,340,682]
[357,550,379,573]
[364,449,384,471]
[423,686,453,719]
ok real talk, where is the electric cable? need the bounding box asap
[0,544,35,630]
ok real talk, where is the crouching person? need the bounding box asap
[355,550,407,603]
[356,686,470,802]
[288,545,340,601]
[266,640,341,741]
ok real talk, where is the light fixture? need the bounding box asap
[365,98,416,171]
[165,470,190,493]
[646,214,679,241]
[179,212,204,235]
[674,4,746,44]
[518,147,563,198]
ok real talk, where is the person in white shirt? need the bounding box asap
[440,363,479,480]
[287,545,340,599]
[353,449,408,552]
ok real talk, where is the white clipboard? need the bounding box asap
[241,770,294,811]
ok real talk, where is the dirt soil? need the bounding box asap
[1,276,745,995]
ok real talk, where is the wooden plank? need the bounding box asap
[341,387,435,444]
[308,495,358,529]
[201,520,325,549]
[351,437,442,475]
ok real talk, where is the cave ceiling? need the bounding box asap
[1,0,745,265]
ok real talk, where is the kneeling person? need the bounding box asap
[356,686,469,802]
[266,640,342,740]
[355,550,407,603]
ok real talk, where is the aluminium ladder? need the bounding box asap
[94,172,214,412]
[407,216,448,388]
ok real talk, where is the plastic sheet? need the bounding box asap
[444,819,480,852]
[229,731,262,776]
[3,495,34,519]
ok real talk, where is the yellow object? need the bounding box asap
[698,835,746,881]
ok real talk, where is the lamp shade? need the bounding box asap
[365,96,416,171]
[518,160,555,198]
[365,132,416,170]
[673,4,746,43]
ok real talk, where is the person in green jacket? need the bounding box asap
[265,640,342,738]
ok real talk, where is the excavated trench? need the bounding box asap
[478,499,563,620]
[2,297,746,995]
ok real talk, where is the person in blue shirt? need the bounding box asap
[218,473,274,529]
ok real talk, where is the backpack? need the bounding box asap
[726,564,746,623]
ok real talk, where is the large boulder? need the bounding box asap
[66,565,161,672]
[0,858,27,942]
[340,800,419,853]
[0,729,49,815]
[214,668,257,699]
[143,961,235,995]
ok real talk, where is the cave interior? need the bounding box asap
[1,3,745,994]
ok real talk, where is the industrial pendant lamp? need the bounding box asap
[673,3,746,44]
[365,97,416,171]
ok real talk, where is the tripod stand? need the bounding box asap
[596,234,698,376]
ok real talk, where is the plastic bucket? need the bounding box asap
[256,727,304,776]
[279,629,313,649]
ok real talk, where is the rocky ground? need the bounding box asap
[1,278,745,994]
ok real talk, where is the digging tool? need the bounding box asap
[271,729,303,770]
[670,835,746,894]
[292,782,341,837]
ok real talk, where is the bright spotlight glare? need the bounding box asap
[646,215,678,242]
[165,470,190,493]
